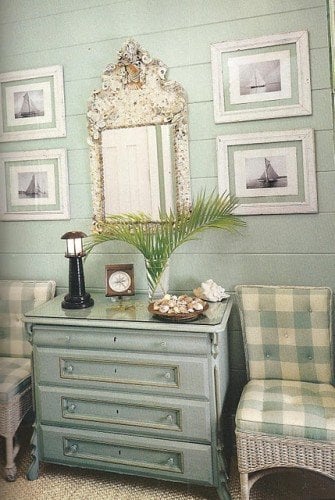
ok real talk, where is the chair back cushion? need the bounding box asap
[0,280,56,358]
[235,285,333,384]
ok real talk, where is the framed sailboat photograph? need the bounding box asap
[211,31,311,122]
[217,129,317,215]
[0,65,66,141]
[0,149,70,220]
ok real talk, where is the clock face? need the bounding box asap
[105,264,135,297]
[109,271,131,292]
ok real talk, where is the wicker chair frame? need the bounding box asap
[0,384,32,481]
[236,430,335,499]
[235,285,335,500]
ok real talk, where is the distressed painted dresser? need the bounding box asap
[24,293,232,499]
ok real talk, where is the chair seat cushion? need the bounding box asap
[0,357,31,403]
[236,379,335,442]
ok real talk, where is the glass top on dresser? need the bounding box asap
[24,293,231,327]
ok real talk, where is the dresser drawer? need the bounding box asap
[34,348,209,398]
[36,386,211,442]
[39,425,213,485]
[32,325,209,355]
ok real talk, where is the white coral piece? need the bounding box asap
[194,279,227,302]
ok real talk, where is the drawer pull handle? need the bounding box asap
[67,403,76,413]
[68,444,78,454]
[167,457,174,466]
[160,341,167,347]
[164,372,171,380]
[166,414,173,423]
[64,364,74,373]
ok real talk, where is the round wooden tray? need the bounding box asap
[148,302,208,322]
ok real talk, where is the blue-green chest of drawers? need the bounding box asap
[24,294,232,499]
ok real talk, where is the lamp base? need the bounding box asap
[61,293,94,309]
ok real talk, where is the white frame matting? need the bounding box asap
[217,129,317,215]
[211,31,311,123]
[0,149,70,220]
[0,65,66,142]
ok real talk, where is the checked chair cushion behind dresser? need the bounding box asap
[0,280,56,481]
[234,285,335,500]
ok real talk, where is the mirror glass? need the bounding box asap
[87,39,191,227]
[101,124,174,218]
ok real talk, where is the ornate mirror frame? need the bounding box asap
[87,39,191,228]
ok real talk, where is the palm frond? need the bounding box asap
[85,191,245,264]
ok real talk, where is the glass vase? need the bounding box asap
[144,258,170,301]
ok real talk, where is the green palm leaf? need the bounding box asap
[85,191,245,295]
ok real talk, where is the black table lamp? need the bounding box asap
[61,231,94,309]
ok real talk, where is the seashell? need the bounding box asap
[178,295,188,301]
[193,279,227,302]
[151,293,207,317]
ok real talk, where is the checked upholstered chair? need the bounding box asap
[0,280,56,480]
[234,285,335,500]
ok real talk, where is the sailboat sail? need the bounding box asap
[25,174,44,197]
[258,158,279,183]
[249,69,266,91]
[18,92,42,118]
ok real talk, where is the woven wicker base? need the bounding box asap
[1,426,335,499]
[236,431,335,478]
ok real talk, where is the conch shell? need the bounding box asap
[193,279,228,302]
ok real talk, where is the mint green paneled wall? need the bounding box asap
[0,0,334,410]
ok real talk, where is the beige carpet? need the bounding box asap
[1,426,334,499]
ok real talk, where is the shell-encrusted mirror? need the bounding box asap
[87,39,191,228]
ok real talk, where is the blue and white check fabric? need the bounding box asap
[0,357,31,403]
[0,280,56,358]
[235,285,334,443]
[236,379,335,441]
[235,285,333,384]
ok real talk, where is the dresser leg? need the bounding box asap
[216,481,231,499]
[215,444,231,499]
[216,460,231,499]
[26,425,40,480]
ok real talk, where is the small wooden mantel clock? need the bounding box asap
[105,264,135,297]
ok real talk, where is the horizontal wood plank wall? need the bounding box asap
[0,0,333,414]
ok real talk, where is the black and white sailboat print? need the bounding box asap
[15,91,44,119]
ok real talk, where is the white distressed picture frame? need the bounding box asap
[217,129,317,215]
[211,31,312,123]
[0,65,66,141]
[0,149,70,220]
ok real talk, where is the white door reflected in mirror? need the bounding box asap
[102,124,174,218]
